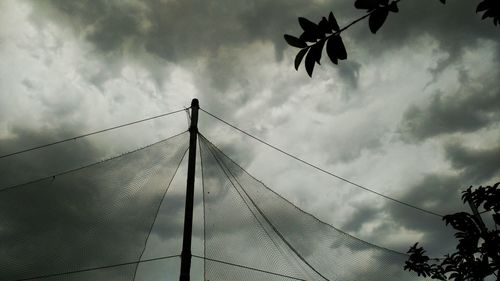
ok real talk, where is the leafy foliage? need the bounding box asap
[404,182,500,281]
[354,0,400,33]
[284,12,348,77]
[285,0,500,77]
[284,0,400,77]
[476,0,500,26]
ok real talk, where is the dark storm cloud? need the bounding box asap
[339,174,465,257]
[5,0,499,280]
[341,205,380,232]
[27,0,500,101]
[0,126,105,187]
[342,141,500,256]
[444,141,500,185]
[29,0,357,100]
[399,72,500,142]
[385,172,499,255]
[336,60,361,89]
[348,1,500,72]
[25,0,499,136]
[32,0,345,61]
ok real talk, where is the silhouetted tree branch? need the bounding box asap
[285,0,500,77]
[404,182,500,281]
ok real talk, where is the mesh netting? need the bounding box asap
[0,132,189,281]
[199,134,432,281]
[202,258,304,281]
[1,126,437,281]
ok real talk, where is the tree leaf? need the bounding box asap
[284,34,308,48]
[294,48,308,70]
[304,41,325,77]
[355,0,378,10]
[328,12,340,31]
[493,213,500,225]
[328,35,347,61]
[369,7,389,33]
[336,36,347,60]
[482,9,493,19]
[311,40,325,64]
[304,48,317,77]
[388,2,399,13]
[318,17,331,34]
[326,37,338,65]
[476,1,488,12]
[300,32,317,43]
[298,17,322,39]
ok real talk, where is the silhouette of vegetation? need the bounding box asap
[404,182,500,281]
[285,0,500,77]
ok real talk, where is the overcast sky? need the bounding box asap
[0,0,499,280]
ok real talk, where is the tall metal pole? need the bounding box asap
[179,98,199,281]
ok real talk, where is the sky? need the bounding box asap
[0,0,499,280]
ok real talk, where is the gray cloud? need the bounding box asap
[2,0,499,280]
[399,72,500,142]
[32,0,344,61]
[336,60,361,90]
[348,1,500,73]
[0,127,104,187]
[444,141,500,184]
[25,0,500,99]
[341,205,380,232]
[27,0,356,102]
[342,141,500,257]
[340,175,466,258]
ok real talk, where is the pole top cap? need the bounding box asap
[191,98,199,108]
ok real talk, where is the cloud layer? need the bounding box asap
[1,0,499,280]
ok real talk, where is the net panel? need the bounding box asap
[131,256,181,281]
[202,258,305,281]
[35,264,137,281]
[199,139,309,281]
[200,135,433,281]
[0,132,189,281]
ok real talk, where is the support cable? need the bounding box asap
[10,255,180,281]
[200,108,444,218]
[202,135,331,281]
[191,254,307,281]
[0,130,188,193]
[199,138,207,281]
[199,136,311,279]
[0,108,188,159]
[132,147,189,281]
